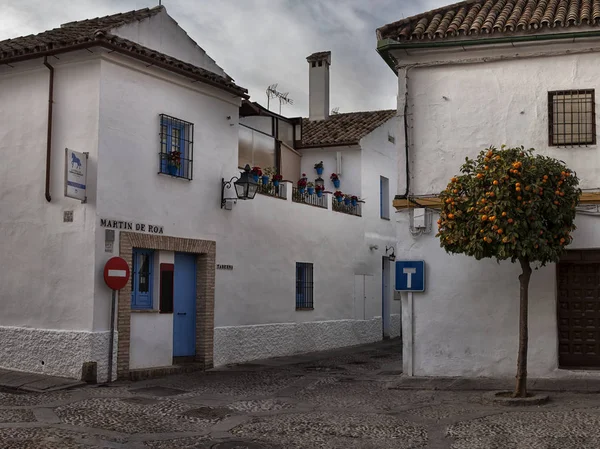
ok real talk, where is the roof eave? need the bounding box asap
[377,30,600,74]
[298,141,360,149]
[0,40,249,99]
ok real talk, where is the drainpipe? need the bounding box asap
[43,56,54,203]
[397,66,413,200]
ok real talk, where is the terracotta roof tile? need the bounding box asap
[377,0,600,42]
[0,6,247,97]
[300,110,396,148]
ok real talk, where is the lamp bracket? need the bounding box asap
[221,176,239,209]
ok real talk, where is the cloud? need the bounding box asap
[0,0,448,116]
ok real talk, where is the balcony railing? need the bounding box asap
[257,182,287,200]
[292,187,328,209]
[332,199,362,217]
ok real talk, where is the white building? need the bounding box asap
[378,0,600,378]
[0,7,399,382]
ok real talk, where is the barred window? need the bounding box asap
[159,114,194,180]
[295,262,314,310]
[548,90,596,146]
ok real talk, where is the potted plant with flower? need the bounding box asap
[344,194,352,205]
[351,195,359,206]
[333,190,344,203]
[262,167,276,185]
[315,184,325,198]
[162,150,181,175]
[314,161,324,176]
[272,173,283,187]
[307,181,315,195]
[330,173,340,188]
[297,174,308,194]
[251,166,262,183]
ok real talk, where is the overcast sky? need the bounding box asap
[0,0,448,116]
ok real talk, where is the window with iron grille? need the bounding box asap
[159,114,194,179]
[548,90,596,146]
[296,262,314,310]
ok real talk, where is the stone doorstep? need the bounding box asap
[128,362,205,381]
[388,376,600,393]
[0,368,85,392]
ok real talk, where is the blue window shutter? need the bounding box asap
[380,177,383,218]
[131,249,154,309]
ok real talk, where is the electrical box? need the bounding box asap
[413,208,426,228]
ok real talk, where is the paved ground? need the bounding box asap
[3,340,600,448]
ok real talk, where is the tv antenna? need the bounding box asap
[331,107,340,115]
[266,83,294,114]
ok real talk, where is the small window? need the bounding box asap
[159,114,194,179]
[296,262,314,310]
[548,90,596,146]
[131,249,154,309]
[380,176,390,220]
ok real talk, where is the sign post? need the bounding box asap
[103,257,130,383]
[395,261,426,377]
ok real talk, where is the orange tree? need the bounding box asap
[436,146,580,397]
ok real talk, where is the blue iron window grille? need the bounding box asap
[159,114,194,180]
[131,248,154,309]
[296,262,314,310]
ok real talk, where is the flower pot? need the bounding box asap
[167,164,178,175]
[316,167,324,176]
[344,198,351,205]
[298,187,306,194]
[351,199,357,206]
[273,180,280,187]
[333,179,340,188]
[316,190,323,198]
[307,187,315,195]
[336,196,343,203]
[261,175,270,185]
[252,174,259,183]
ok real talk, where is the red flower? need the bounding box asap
[330,173,339,181]
[251,166,263,176]
[334,190,344,198]
[273,174,283,181]
[298,178,308,188]
[315,184,325,191]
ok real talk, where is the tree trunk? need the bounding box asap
[514,258,532,398]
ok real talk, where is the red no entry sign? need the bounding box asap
[103,257,130,291]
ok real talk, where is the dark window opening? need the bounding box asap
[296,262,314,310]
[548,90,596,146]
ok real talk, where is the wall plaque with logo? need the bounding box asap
[64,148,88,202]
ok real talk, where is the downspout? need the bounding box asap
[43,56,54,202]
[398,66,412,200]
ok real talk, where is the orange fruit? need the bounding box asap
[502,212,507,217]
[560,192,565,197]
[481,215,488,221]
[451,177,458,182]
[453,189,458,194]
[502,237,509,243]
[448,213,454,219]
[477,173,483,179]
[497,229,503,234]
[517,196,522,201]
[554,200,559,205]
[516,182,521,187]
[516,187,521,192]
[484,165,489,170]
[493,180,499,185]
[508,218,514,224]
[543,175,548,180]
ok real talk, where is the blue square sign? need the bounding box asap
[395,261,425,292]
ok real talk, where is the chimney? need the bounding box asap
[307,51,331,121]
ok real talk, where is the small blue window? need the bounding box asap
[159,114,194,180]
[380,176,390,219]
[131,249,154,309]
[296,262,314,310]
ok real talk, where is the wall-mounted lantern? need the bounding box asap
[221,164,259,209]
[385,245,396,261]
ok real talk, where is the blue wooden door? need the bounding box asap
[173,253,197,357]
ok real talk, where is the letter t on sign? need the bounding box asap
[403,267,416,289]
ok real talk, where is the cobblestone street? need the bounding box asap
[3,340,600,448]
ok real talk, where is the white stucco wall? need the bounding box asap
[300,147,362,195]
[111,8,227,78]
[0,55,103,379]
[392,42,600,378]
